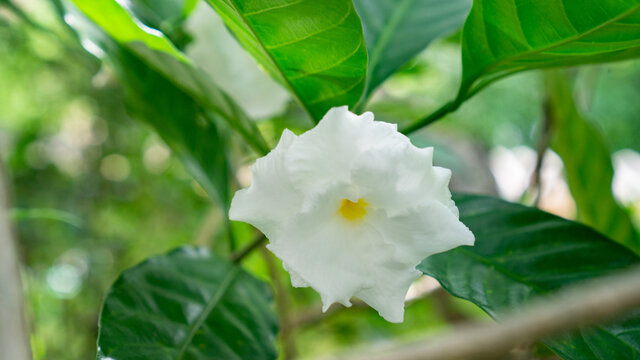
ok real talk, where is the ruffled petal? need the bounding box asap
[352,144,458,217]
[267,184,387,311]
[355,262,421,323]
[229,130,303,239]
[367,202,475,265]
[286,106,407,195]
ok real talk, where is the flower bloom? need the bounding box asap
[230,106,474,322]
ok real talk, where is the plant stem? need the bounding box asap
[231,233,267,263]
[261,247,297,360]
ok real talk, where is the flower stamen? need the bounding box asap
[338,198,368,222]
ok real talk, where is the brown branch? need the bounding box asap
[0,160,31,360]
[338,265,640,360]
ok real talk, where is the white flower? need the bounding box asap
[230,106,474,322]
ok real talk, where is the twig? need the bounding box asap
[0,160,32,360]
[527,96,553,206]
[261,247,297,360]
[230,233,267,263]
[337,265,640,360]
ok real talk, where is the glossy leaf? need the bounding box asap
[353,0,471,100]
[419,194,640,359]
[97,247,278,360]
[547,71,638,253]
[203,0,368,121]
[460,0,640,97]
[70,0,270,155]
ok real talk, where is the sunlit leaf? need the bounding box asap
[547,71,638,253]
[203,0,368,121]
[420,194,640,359]
[460,0,640,97]
[353,0,471,101]
[97,247,278,360]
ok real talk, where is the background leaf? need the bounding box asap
[97,247,278,360]
[353,0,471,101]
[420,194,640,360]
[70,0,270,156]
[460,0,640,97]
[546,71,639,253]
[203,0,368,121]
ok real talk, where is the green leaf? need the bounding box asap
[546,71,639,253]
[70,0,270,156]
[10,208,83,228]
[460,0,640,97]
[97,247,278,360]
[117,44,233,206]
[64,1,233,207]
[125,0,198,31]
[203,0,368,121]
[353,0,471,101]
[419,194,640,359]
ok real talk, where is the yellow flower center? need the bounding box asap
[338,198,369,222]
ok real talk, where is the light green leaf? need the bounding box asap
[420,194,640,360]
[10,208,83,228]
[353,0,471,101]
[203,0,368,121]
[70,0,270,156]
[125,0,198,32]
[97,247,278,359]
[547,71,638,253]
[460,0,640,97]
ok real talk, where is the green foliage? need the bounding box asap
[70,0,269,156]
[547,71,638,252]
[97,247,278,360]
[203,0,368,121]
[353,0,471,102]
[460,0,640,97]
[420,194,640,359]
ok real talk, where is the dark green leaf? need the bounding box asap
[116,45,233,206]
[420,194,640,360]
[547,71,638,253]
[70,0,270,156]
[460,0,640,97]
[353,0,471,101]
[97,247,278,360]
[203,0,368,121]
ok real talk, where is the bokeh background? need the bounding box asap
[1,0,639,359]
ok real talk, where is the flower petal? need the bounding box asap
[267,184,388,310]
[352,144,458,216]
[229,130,302,239]
[367,202,475,265]
[286,106,407,196]
[355,262,421,323]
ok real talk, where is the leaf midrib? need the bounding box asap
[466,4,640,86]
[367,0,414,84]
[176,266,240,359]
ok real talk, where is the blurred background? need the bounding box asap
[1,0,639,359]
